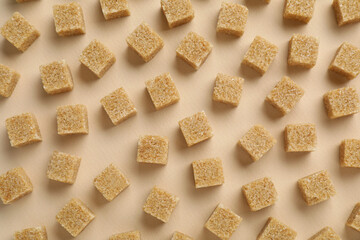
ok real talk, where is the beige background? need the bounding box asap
[1,0,360,239]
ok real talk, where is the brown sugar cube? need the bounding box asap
[192,158,224,188]
[137,135,169,165]
[126,22,164,62]
[266,76,304,115]
[323,87,360,119]
[53,2,85,36]
[94,163,130,201]
[285,123,317,152]
[212,73,244,107]
[80,39,116,78]
[340,139,360,168]
[257,217,297,240]
[297,170,336,206]
[143,186,179,223]
[178,111,213,147]
[172,231,193,240]
[238,125,276,162]
[309,227,341,240]
[14,226,47,240]
[333,0,360,26]
[110,231,141,240]
[100,87,137,125]
[0,12,40,52]
[161,0,194,28]
[56,198,95,237]
[288,34,319,68]
[100,0,130,20]
[283,0,316,23]
[205,203,242,240]
[56,104,89,135]
[176,32,213,70]
[242,36,278,75]
[0,64,20,98]
[346,202,360,232]
[145,73,180,110]
[39,60,73,95]
[242,177,278,211]
[216,2,248,37]
[47,151,81,184]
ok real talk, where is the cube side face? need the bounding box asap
[242,177,277,211]
[333,0,360,26]
[14,226,47,240]
[323,87,360,119]
[309,227,341,240]
[137,135,169,165]
[47,151,81,184]
[40,60,74,94]
[53,3,86,36]
[285,124,317,152]
[172,231,194,240]
[57,104,89,135]
[288,34,319,68]
[346,203,360,232]
[216,2,248,37]
[257,217,297,240]
[283,0,315,23]
[161,0,194,28]
[329,43,360,80]
[110,231,141,240]
[0,64,20,97]
[192,158,224,188]
[212,73,244,106]
[100,0,130,20]
[340,139,360,168]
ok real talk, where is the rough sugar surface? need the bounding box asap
[329,42,360,80]
[14,226,47,240]
[110,231,141,240]
[346,202,360,232]
[39,60,73,94]
[57,104,89,135]
[0,64,20,97]
[172,231,194,240]
[283,0,316,23]
[192,158,224,188]
[216,2,248,37]
[257,217,297,240]
[340,139,360,168]
[53,2,85,36]
[285,123,317,152]
[47,151,81,184]
[308,227,341,240]
[212,73,244,106]
[137,135,169,165]
[323,87,360,119]
[161,0,194,28]
[100,0,130,20]
[288,34,319,68]
[333,0,360,26]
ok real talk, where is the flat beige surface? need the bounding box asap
[1,0,360,239]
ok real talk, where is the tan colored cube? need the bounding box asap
[242,177,278,211]
[143,186,179,223]
[39,60,73,95]
[298,170,336,206]
[161,0,194,28]
[242,36,278,75]
[309,227,341,240]
[53,2,85,36]
[100,0,130,20]
[94,163,130,201]
[0,12,40,52]
[333,0,360,26]
[283,0,316,23]
[0,64,20,97]
[145,73,180,110]
[47,151,81,184]
[0,167,33,204]
[176,32,213,70]
[137,135,169,165]
[346,202,360,232]
[178,111,213,147]
[329,42,360,80]
[205,203,242,240]
[257,217,297,240]
[288,34,319,68]
[212,73,244,106]
[323,87,360,119]
[172,231,193,240]
[285,123,317,152]
[14,226,47,240]
[192,158,224,188]
[216,2,248,37]
[238,125,276,162]
[56,104,89,135]
[340,139,360,168]
[110,231,141,240]
[100,87,137,125]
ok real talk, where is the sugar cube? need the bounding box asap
[309,227,341,240]
[257,217,297,240]
[323,87,360,119]
[212,73,244,106]
[192,158,224,188]
[39,60,73,95]
[56,104,89,135]
[216,2,248,37]
[172,231,193,240]
[110,231,141,240]
[285,123,317,152]
[53,2,86,36]
[340,139,360,168]
[47,151,81,184]
[161,0,194,28]
[288,34,319,68]
[333,0,360,26]
[137,135,169,165]
[14,226,47,240]
[346,202,360,232]
[0,64,20,98]
[283,0,316,23]
[100,0,130,20]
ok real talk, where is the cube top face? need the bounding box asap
[14,226,47,240]
[53,2,86,36]
[340,139,360,168]
[323,87,360,119]
[47,151,81,184]
[213,73,244,106]
[298,170,336,206]
[283,0,316,23]
[333,0,360,26]
[110,231,141,240]
[0,64,20,98]
[329,42,360,80]
[100,0,130,20]
[347,202,360,232]
[176,32,213,70]
[288,34,319,68]
[178,111,213,147]
[285,123,317,152]
[217,2,248,37]
[258,217,297,240]
[172,231,194,240]
[137,135,169,165]
[56,104,89,135]
[161,0,194,28]
[192,158,224,188]
[0,167,33,204]
[309,227,341,240]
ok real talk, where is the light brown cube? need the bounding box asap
[110,231,141,240]
[283,0,316,23]
[0,64,20,97]
[192,158,224,188]
[56,104,89,135]
[39,60,73,95]
[298,170,336,206]
[0,167,33,204]
[333,0,360,26]
[257,217,297,240]
[0,12,40,52]
[172,231,193,240]
[53,2,86,36]
[346,202,360,232]
[212,73,244,106]
[340,139,360,168]
[145,73,180,110]
[288,34,319,68]
[323,87,360,119]
[126,22,164,62]
[100,87,137,125]
[143,186,179,223]
[242,36,278,75]
[47,151,81,184]
[329,42,360,80]
[161,0,194,28]
[242,177,278,211]
[216,2,248,37]
[137,135,169,165]
[178,111,213,147]
[94,163,130,201]
[176,32,213,70]
[285,123,317,152]
[14,226,47,240]
[309,227,341,240]
[100,0,130,20]
[238,125,276,162]
[205,203,242,240]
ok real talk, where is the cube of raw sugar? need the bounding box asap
[205,203,242,240]
[340,139,360,168]
[333,0,360,26]
[297,170,336,206]
[53,2,85,36]
[323,87,360,119]
[0,12,40,52]
[6,113,42,148]
[100,0,130,20]
[80,39,116,78]
[192,158,224,188]
[346,202,360,232]
[257,217,297,240]
[178,111,213,147]
[145,73,180,110]
[266,76,304,115]
[0,64,20,97]
[309,227,341,240]
[216,2,248,37]
[100,87,137,125]
[329,42,360,80]
[283,0,316,23]
[172,231,193,240]
[238,125,276,162]
[0,167,33,204]
[137,135,169,165]
[56,104,89,135]
[161,0,194,28]
[94,163,130,201]
[212,73,244,106]
[126,22,164,62]
[143,186,179,223]
[176,32,213,70]
[242,36,278,75]
[285,123,317,152]
[47,151,81,184]
[110,231,141,240]
[39,60,73,95]
[288,34,319,68]
[14,226,47,240]
[242,177,278,211]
